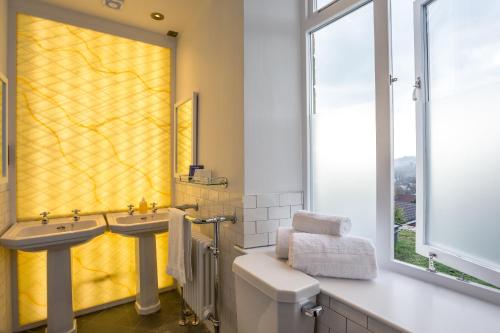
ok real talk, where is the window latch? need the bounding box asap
[427,252,437,273]
[412,77,421,101]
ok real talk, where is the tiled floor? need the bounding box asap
[23,291,210,333]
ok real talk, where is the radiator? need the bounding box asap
[183,231,214,318]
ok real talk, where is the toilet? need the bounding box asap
[233,253,322,333]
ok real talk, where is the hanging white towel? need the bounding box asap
[275,227,293,259]
[166,208,192,286]
[288,232,378,280]
[292,210,352,236]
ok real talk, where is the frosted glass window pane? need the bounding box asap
[311,3,376,239]
[425,0,500,268]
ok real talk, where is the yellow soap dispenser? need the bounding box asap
[139,197,148,214]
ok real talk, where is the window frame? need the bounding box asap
[413,0,500,288]
[303,0,500,306]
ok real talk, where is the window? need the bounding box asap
[306,0,500,299]
[413,0,500,287]
[309,2,376,240]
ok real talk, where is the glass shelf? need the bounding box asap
[177,175,228,188]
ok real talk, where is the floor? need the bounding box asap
[23,291,211,333]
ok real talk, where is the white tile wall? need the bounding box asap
[174,182,242,333]
[315,293,403,333]
[243,192,302,248]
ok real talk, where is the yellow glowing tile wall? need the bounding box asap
[17,232,173,326]
[16,14,171,219]
[176,100,193,175]
[15,14,174,326]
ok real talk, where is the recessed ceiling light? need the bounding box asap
[102,0,124,10]
[151,12,165,21]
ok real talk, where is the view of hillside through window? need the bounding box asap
[391,0,497,289]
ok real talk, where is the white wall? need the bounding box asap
[176,0,244,194]
[0,0,11,330]
[243,0,303,195]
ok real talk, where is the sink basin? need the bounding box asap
[106,209,170,315]
[106,209,169,236]
[0,215,107,252]
[0,215,106,333]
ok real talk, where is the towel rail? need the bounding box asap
[179,212,237,333]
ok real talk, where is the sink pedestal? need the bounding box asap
[47,247,76,333]
[134,234,161,315]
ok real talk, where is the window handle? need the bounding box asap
[412,77,421,101]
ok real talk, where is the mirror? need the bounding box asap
[0,73,7,183]
[174,92,198,176]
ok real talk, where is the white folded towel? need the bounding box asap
[288,232,378,280]
[275,227,293,259]
[292,210,351,236]
[166,208,192,286]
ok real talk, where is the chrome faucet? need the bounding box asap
[72,209,81,222]
[40,211,50,224]
[151,202,158,214]
[127,204,135,216]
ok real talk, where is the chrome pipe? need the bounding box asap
[174,203,199,211]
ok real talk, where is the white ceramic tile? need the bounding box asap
[244,233,269,248]
[269,206,290,220]
[318,307,347,333]
[279,218,292,227]
[331,298,368,328]
[279,192,303,206]
[256,193,279,207]
[256,220,279,233]
[209,190,219,201]
[318,293,330,308]
[243,222,256,235]
[243,208,268,222]
[243,195,257,209]
[268,232,277,245]
[347,320,370,333]
[317,322,330,333]
[290,204,302,217]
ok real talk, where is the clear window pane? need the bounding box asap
[311,2,376,239]
[425,0,500,269]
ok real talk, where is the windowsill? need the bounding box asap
[234,245,500,333]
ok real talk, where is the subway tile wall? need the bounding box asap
[0,189,11,333]
[174,184,305,332]
[174,181,242,333]
[316,293,404,333]
[243,192,303,248]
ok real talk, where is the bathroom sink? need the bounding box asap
[0,215,107,252]
[106,208,170,315]
[106,209,169,236]
[0,214,107,333]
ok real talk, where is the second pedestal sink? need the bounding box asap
[106,209,169,315]
[0,214,107,333]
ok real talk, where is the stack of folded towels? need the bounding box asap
[276,210,378,280]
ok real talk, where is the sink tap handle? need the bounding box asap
[40,211,50,224]
[151,202,158,213]
[72,209,81,221]
[127,204,135,215]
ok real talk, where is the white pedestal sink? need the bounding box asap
[0,215,107,333]
[106,209,169,315]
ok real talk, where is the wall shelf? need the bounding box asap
[177,175,228,188]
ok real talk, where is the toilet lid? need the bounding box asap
[232,253,320,303]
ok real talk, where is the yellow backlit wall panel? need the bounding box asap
[176,100,193,175]
[16,14,171,219]
[16,14,173,326]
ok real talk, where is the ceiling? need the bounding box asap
[39,0,201,34]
